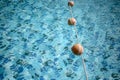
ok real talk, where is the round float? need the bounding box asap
[71,43,83,55]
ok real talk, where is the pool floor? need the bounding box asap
[0,0,120,80]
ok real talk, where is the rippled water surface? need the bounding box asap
[0,0,120,80]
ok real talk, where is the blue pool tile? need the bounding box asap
[0,0,120,80]
[40,76,44,80]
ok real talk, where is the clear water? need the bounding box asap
[0,0,120,80]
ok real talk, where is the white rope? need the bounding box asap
[81,55,88,80]
[73,25,79,43]
[68,1,88,80]
[68,6,79,43]
[69,6,73,18]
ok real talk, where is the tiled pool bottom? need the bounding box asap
[0,0,120,80]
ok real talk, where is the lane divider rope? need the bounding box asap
[67,0,88,80]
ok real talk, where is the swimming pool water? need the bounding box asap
[0,0,120,80]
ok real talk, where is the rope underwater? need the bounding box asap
[67,0,88,80]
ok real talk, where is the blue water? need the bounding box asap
[0,0,120,80]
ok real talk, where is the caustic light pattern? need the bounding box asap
[0,0,120,80]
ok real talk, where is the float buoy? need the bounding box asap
[68,1,74,7]
[68,18,76,25]
[71,43,83,55]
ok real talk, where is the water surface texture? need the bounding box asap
[0,0,120,80]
